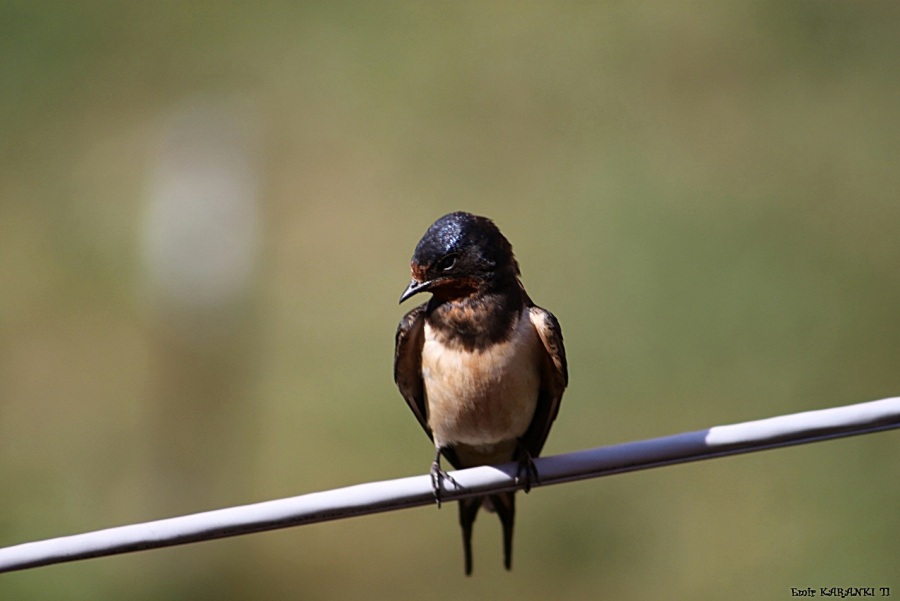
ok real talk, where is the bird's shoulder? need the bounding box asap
[526,302,568,386]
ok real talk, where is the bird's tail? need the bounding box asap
[457,492,516,575]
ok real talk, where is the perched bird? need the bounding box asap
[394,211,568,575]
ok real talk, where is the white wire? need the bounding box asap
[1,396,898,574]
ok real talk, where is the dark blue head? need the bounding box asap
[399,212,520,303]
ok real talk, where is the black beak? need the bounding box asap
[399,279,430,303]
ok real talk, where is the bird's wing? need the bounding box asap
[522,304,568,457]
[394,304,431,440]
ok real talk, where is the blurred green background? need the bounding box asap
[1,2,898,599]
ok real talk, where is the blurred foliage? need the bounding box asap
[1,2,899,599]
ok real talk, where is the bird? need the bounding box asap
[394,211,568,575]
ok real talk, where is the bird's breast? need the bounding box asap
[422,309,541,450]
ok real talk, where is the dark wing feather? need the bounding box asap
[521,304,568,457]
[393,304,431,439]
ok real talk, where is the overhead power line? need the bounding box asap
[0,396,898,574]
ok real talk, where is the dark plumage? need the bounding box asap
[394,211,568,575]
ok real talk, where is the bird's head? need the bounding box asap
[399,212,520,304]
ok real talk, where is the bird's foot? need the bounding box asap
[515,447,540,493]
[430,460,461,508]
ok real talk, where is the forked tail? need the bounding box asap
[457,492,516,575]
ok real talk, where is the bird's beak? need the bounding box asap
[399,278,430,303]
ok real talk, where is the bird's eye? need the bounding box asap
[437,254,458,271]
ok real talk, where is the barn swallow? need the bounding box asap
[394,211,568,575]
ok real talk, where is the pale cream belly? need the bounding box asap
[422,313,540,450]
